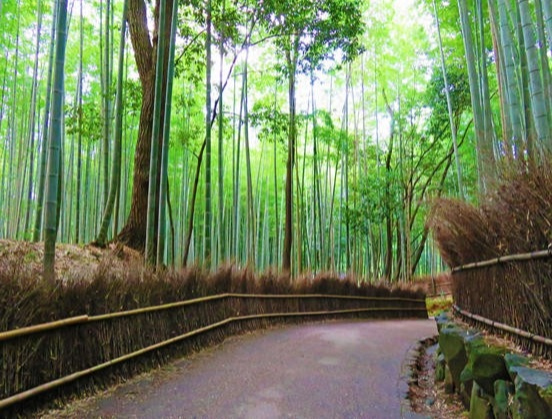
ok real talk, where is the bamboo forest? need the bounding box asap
[1,0,551,281]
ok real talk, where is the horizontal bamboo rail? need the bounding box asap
[451,249,552,273]
[0,306,426,410]
[0,315,89,342]
[452,305,552,347]
[0,293,425,342]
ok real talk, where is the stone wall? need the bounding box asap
[435,313,552,419]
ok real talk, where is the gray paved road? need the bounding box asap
[52,319,436,419]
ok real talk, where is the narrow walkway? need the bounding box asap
[52,319,436,418]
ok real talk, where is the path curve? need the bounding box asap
[53,319,436,418]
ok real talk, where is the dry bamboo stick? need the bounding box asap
[452,305,552,346]
[90,293,229,321]
[229,307,428,321]
[0,306,427,410]
[0,315,89,342]
[452,249,551,273]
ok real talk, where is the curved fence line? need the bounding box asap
[0,306,426,410]
[452,305,552,346]
[0,293,426,342]
[451,248,552,273]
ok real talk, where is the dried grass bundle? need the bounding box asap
[429,163,552,359]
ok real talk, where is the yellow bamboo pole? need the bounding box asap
[451,249,551,273]
[90,293,229,321]
[225,293,426,303]
[0,306,427,410]
[0,315,89,342]
[453,305,552,346]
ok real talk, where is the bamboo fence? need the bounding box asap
[451,249,552,272]
[451,247,552,359]
[0,292,426,412]
[453,305,552,346]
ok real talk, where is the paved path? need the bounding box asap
[54,319,436,419]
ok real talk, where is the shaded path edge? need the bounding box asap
[399,334,439,418]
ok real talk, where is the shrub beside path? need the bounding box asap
[47,319,436,418]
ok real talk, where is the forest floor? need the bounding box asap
[0,239,142,280]
[409,338,466,418]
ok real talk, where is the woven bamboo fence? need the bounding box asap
[0,290,426,414]
[451,249,552,359]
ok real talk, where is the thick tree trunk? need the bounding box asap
[116,0,172,251]
[116,76,154,250]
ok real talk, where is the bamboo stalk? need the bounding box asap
[453,305,552,346]
[451,249,551,272]
[0,306,427,410]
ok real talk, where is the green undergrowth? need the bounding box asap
[426,294,453,317]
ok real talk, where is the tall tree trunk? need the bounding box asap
[217,0,226,263]
[477,0,497,160]
[496,0,524,156]
[458,0,495,191]
[434,0,464,197]
[116,0,171,251]
[95,0,129,247]
[75,0,84,242]
[44,0,68,282]
[282,38,299,273]
[243,47,256,267]
[145,0,170,264]
[24,1,43,237]
[273,84,280,265]
[542,0,552,54]
[519,0,552,154]
[383,92,395,281]
[535,0,552,120]
[204,0,213,264]
[514,0,537,161]
[101,0,112,210]
[33,1,58,242]
[156,0,179,265]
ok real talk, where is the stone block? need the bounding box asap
[469,381,493,419]
[492,379,514,419]
[445,363,455,394]
[439,326,477,391]
[435,352,446,382]
[510,366,552,419]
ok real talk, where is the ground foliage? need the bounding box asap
[0,252,426,416]
[429,163,552,358]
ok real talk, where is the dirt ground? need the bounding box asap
[408,338,466,418]
[0,239,142,281]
